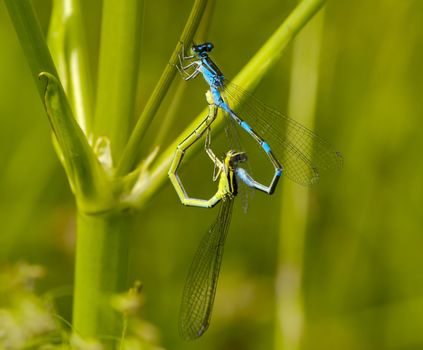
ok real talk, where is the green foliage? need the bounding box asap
[0,263,164,349]
[0,263,58,350]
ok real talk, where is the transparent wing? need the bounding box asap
[223,80,343,186]
[179,198,234,340]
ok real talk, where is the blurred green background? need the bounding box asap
[1,0,423,349]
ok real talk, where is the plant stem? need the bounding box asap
[94,0,144,161]
[195,0,216,42]
[48,0,94,134]
[3,0,59,98]
[275,8,325,350]
[73,210,134,348]
[133,0,326,208]
[116,0,209,176]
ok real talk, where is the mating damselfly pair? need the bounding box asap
[168,42,342,340]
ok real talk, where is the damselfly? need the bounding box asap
[176,42,343,187]
[169,117,275,339]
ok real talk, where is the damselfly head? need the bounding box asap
[225,150,247,169]
[192,42,214,55]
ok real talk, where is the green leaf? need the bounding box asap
[39,72,114,213]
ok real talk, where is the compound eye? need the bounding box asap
[206,42,214,51]
[237,153,247,163]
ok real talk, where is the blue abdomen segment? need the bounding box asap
[262,142,271,154]
[208,86,232,114]
[239,120,273,155]
[240,121,251,132]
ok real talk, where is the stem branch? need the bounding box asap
[4,0,59,98]
[94,0,144,160]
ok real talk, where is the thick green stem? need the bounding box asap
[73,210,134,347]
[116,0,209,176]
[275,8,325,350]
[94,0,144,161]
[48,0,94,134]
[132,0,326,208]
[4,0,59,98]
